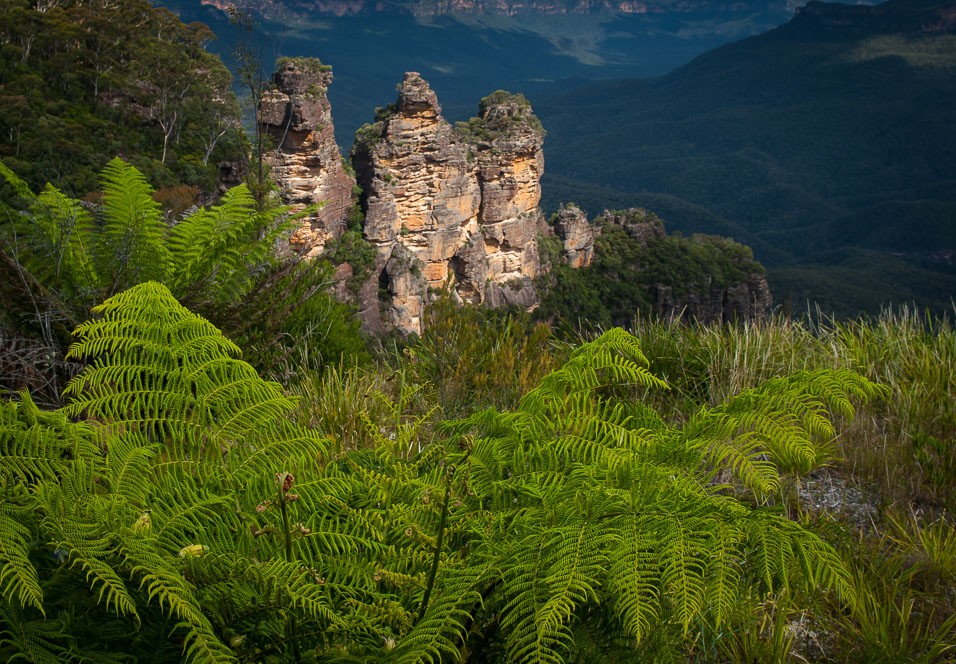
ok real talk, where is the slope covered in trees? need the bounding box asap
[0,0,244,195]
[535,0,956,315]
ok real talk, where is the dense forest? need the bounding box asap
[1,0,955,662]
[536,0,956,316]
[0,0,245,194]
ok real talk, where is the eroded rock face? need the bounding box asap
[599,208,666,246]
[260,58,355,257]
[470,91,546,293]
[352,73,547,334]
[552,204,594,268]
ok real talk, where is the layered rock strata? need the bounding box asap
[259,58,355,257]
[552,204,595,268]
[352,73,546,334]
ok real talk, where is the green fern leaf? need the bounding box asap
[98,158,171,291]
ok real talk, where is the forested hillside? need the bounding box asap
[0,0,244,195]
[536,0,956,315]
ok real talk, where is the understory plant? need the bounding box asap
[0,282,889,661]
[0,158,364,402]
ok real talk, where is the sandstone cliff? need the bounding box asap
[552,204,595,269]
[259,58,355,257]
[351,73,546,334]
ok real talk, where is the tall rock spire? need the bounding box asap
[351,73,549,334]
[259,58,355,257]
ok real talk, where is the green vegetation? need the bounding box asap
[537,208,765,331]
[0,0,244,195]
[536,0,956,315]
[322,228,376,295]
[1,2,954,660]
[274,56,333,74]
[0,158,365,402]
[0,155,952,661]
[456,90,545,144]
[3,277,911,662]
[4,264,956,660]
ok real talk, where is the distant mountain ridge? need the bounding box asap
[794,0,956,32]
[201,0,797,17]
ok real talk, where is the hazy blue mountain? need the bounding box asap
[154,0,953,315]
[533,0,956,315]
[155,0,801,142]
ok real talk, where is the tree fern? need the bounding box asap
[0,290,887,662]
[1,158,329,395]
[97,158,172,291]
[167,184,298,307]
[0,283,355,662]
[441,328,884,662]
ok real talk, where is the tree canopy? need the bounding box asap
[0,0,244,196]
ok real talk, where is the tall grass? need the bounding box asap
[626,307,956,661]
[629,306,956,514]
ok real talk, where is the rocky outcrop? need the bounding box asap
[651,275,772,323]
[259,58,355,257]
[599,207,665,246]
[469,91,546,292]
[594,208,772,323]
[351,73,546,334]
[552,204,595,268]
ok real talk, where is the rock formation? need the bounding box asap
[351,73,546,334]
[552,204,595,269]
[259,58,355,257]
[257,65,769,333]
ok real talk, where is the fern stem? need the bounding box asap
[278,480,303,663]
[418,480,451,622]
[416,444,473,622]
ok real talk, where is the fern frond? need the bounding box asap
[125,543,236,663]
[659,517,711,632]
[168,185,297,309]
[386,566,484,664]
[606,515,661,642]
[0,159,37,202]
[685,368,889,489]
[0,602,71,664]
[0,507,43,614]
[0,391,98,487]
[522,328,668,409]
[63,282,306,464]
[97,158,171,290]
